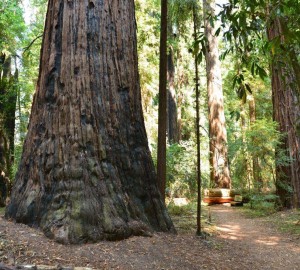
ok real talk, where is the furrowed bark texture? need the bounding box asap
[6,0,174,243]
[203,0,231,188]
[267,16,300,208]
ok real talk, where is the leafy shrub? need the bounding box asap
[166,141,197,198]
[167,202,196,216]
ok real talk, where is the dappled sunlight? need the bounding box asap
[214,209,232,213]
[216,223,248,240]
[216,222,281,247]
[212,206,288,248]
[255,237,280,246]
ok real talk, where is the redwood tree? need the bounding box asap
[267,13,300,208]
[203,0,231,188]
[6,0,174,244]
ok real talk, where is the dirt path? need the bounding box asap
[0,206,300,269]
[210,205,300,270]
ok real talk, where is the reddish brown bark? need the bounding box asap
[6,0,174,243]
[203,0,231,188]
[267,15,300,208]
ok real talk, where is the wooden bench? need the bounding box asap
[203,189,242,206]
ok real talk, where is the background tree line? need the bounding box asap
[0,0,299,212]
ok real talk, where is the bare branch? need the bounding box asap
[23,34,43,54]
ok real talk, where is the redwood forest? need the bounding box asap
[0,0,299,269]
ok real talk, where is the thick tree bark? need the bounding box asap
[203,0,231,188]
[267,15,300,208]
[6,0,174,243]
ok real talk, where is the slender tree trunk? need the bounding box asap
[193,6,202,236]
[176,54,185,141]
[240,104,252,189]
[267,14,300,208]
[167,46,179,143]
[177,92,182,141]
[203,0,231,188]
[157,0,168,201]
[6,0,174,244]
[248,94,263,190]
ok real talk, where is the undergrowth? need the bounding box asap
[239,200,300,236]
[167,201,216,235]
[241,202,277,217]
[267,210,300,235]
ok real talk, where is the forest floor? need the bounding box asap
[0,205,300,270]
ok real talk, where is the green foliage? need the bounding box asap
[1,0,47,177]
[239,191,278,217]
[227,112,283,190]
[242,205,300,235]
[243,202,277,217]
[152,141,198,198]
[167,201,196,216]
[135,0,160,145]
[169,0,200,34]
[1,0,296,210]
[274,210,300,235]
[218,0,299,87]
[136,0,199,148]
[0,1,25,54]
[167,201,213,233]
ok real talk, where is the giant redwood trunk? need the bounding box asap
[267,15,300,208]
[6,0,174,243]
[203,0,231,188]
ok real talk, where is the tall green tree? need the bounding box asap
[219,0,300,207]
[0,0,25,205]
[267,1,300,207]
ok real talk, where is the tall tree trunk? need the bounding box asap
[157,0,168,201]
[267,14,300,208]
[203,0,231,188]
[167,46,179,143]
[248,94,262,190]
[193,5,202,236]
[6,0,174,244]
[240,103,252,189]
[174,53,186,141]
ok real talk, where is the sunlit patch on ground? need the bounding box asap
[216,224,247,240]
[255,237,279,246]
